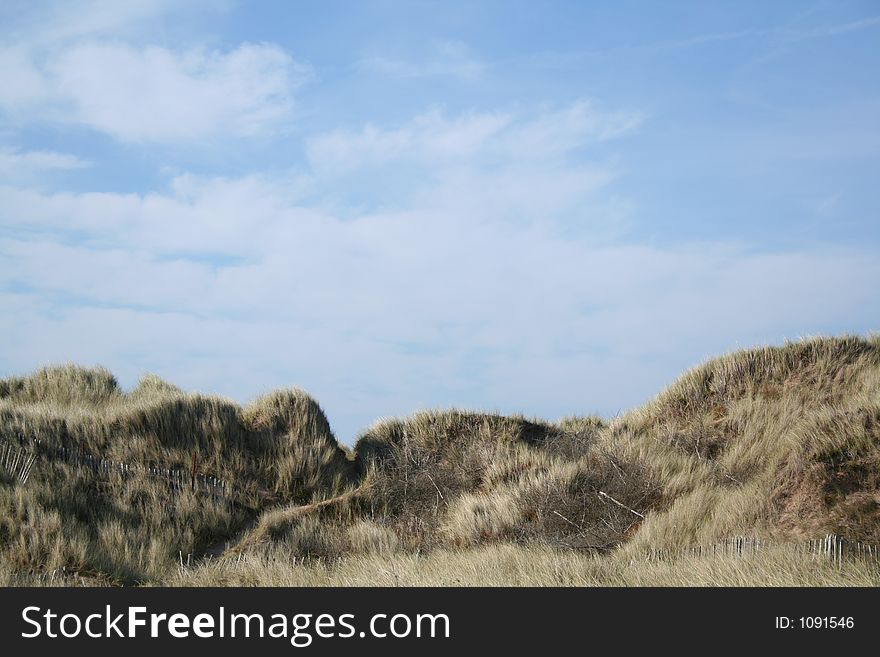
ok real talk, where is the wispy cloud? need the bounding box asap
[776,15,880,44]
[304,101,643,225]
[307,101,644,173]
[306,109,512,173]
[512,14,880,67]
[638,14,880,52]
[2,0,224,45]
[615,15,880,55]
[359,39,486,80]
[0,147,91,173]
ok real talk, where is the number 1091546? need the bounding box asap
[775,617,854,629]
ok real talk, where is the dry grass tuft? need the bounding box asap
[166,541,880,587]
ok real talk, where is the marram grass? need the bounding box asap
[1,334,879,585]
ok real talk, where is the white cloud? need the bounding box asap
[0,2,305,142]
[0,46,54,109]
[2,160,878,440]
[0,41,306,142]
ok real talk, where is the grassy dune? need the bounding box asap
[0,367,354,583]
[1,335,878,585]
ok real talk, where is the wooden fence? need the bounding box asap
[643,534,880,567]
[0,442,37,484]
[0,435,234,503]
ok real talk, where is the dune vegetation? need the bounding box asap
[1,335,878,586]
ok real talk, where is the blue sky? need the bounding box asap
[1,1,879,442]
